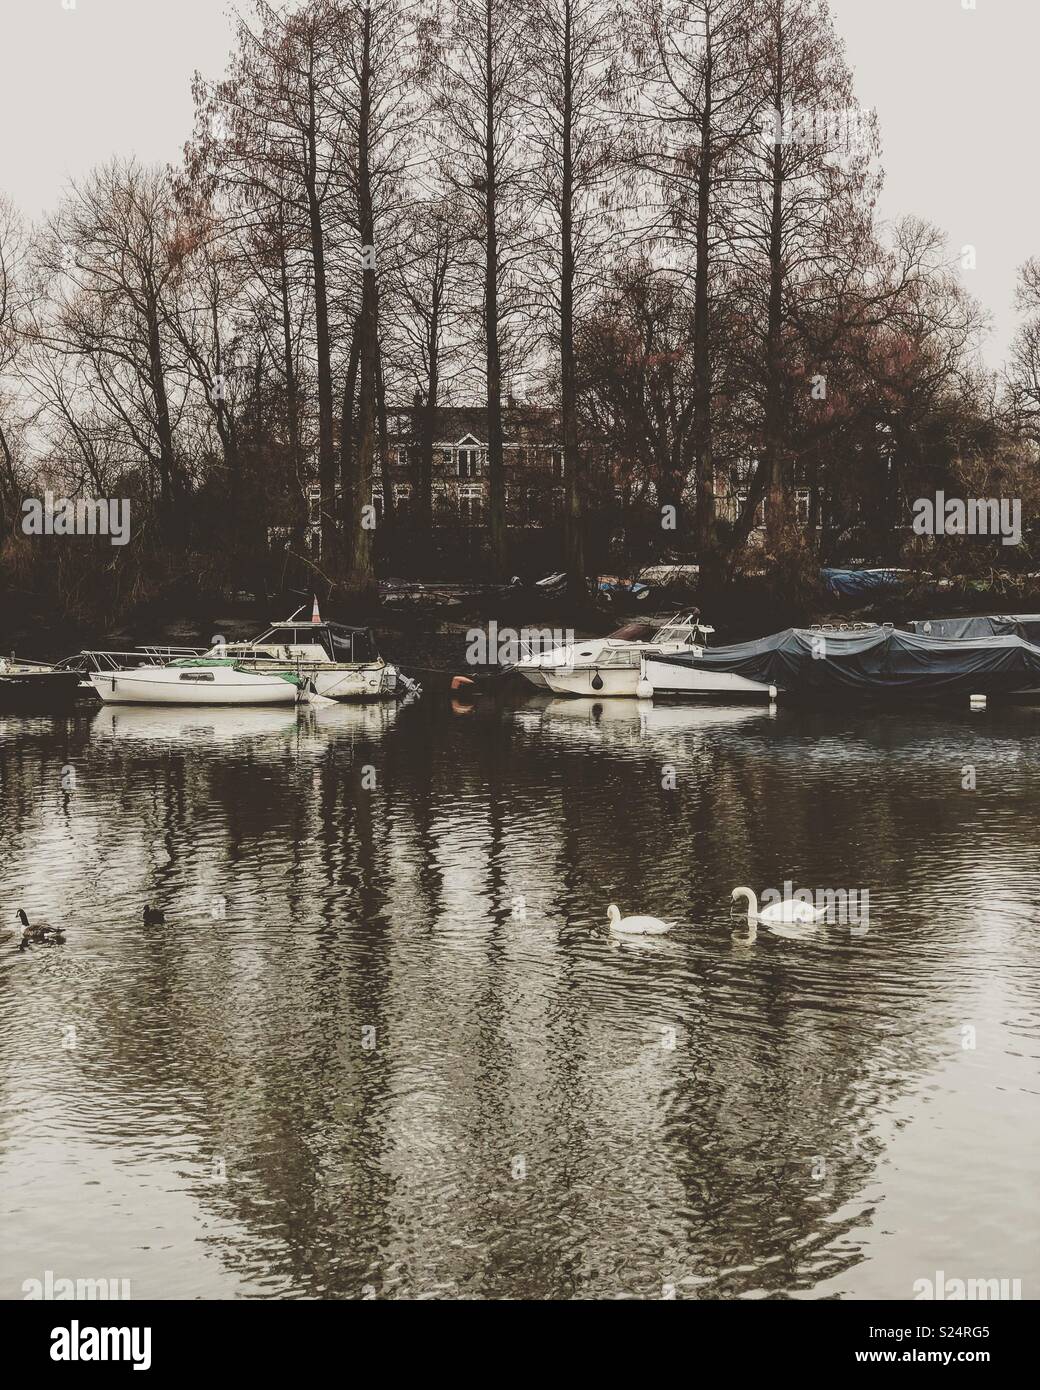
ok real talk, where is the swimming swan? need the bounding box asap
[731,886,826,927]
[607,903,675,935]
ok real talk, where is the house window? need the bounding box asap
[394,483,411,516]
[458,447,481,479]
[796,488,811,525]
[371,484,384,524]
[736,490,766,529]
[434,485,453,523]
[459,484,484,525]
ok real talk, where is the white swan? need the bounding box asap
[731,886,827,927]
[607,903,675,936]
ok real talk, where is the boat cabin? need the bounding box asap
[224,622,379,666]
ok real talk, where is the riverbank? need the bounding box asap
[5,569,1040,672]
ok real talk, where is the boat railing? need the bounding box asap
[4,655,56,671]
[77,647,207,673]
[809,622,879,633]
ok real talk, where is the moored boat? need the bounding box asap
[87,659,302,706]
[519,612,712,697]
[0,657,83,711]
[643,624,1040,703]
[205,605,400,701]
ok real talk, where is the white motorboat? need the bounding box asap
[88,660,301,706]
[205,607,400,701]
[519,613,713,698]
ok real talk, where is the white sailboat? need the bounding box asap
[204,600,400,701]
[88,661,302,706]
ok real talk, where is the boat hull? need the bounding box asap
[641,658,777,700]
[0,671,84,711]
[88,669,299,706]
[518,668,551,689]
[270,663,393,701]
[541,667,643,698]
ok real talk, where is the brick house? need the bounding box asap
[302,404,565,544]
[381,404,565,525]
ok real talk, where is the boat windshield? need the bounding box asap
[651,614,704,646]
[265,627,335,654]
[247,625,378,664]
[607,621,656,642]
[329,628,378,662]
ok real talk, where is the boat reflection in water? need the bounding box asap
[92,695,401,748]
[92,703,302,745]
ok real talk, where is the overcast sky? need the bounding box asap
[1,0,1035,369]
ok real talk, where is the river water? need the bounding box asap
[0,693,1037,1300]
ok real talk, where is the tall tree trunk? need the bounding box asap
[560,2,584,596]
[278,212,303,490]
[305,81,338,573]
[692,32,714,561]
[348,6,378,597]
[418,322,439,535]
[484,0,507,579]
[146,302,180,545]
[763,18,789,553]
[376,332,395,527]
[339,312,362,540]
[0,419,16,539]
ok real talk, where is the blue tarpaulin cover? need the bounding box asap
[820,568,910,599]
[654,626,1040,697]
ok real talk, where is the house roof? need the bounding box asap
[387,404,557,445]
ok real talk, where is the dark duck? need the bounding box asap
[16,909,66,951]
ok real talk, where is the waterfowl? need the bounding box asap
[606,903,675,936]
[16,909,66,950]
[143,904,165,926]
[731,886,826,928]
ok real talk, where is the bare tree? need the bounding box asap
[434,0,529,576]
[730,0,878,556]
[631,0,760,555]
[1009,257,1040,448]
[523,0,622,595]
[192,0,350,568]
[35,160,191,543]
[0,194,29,530]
